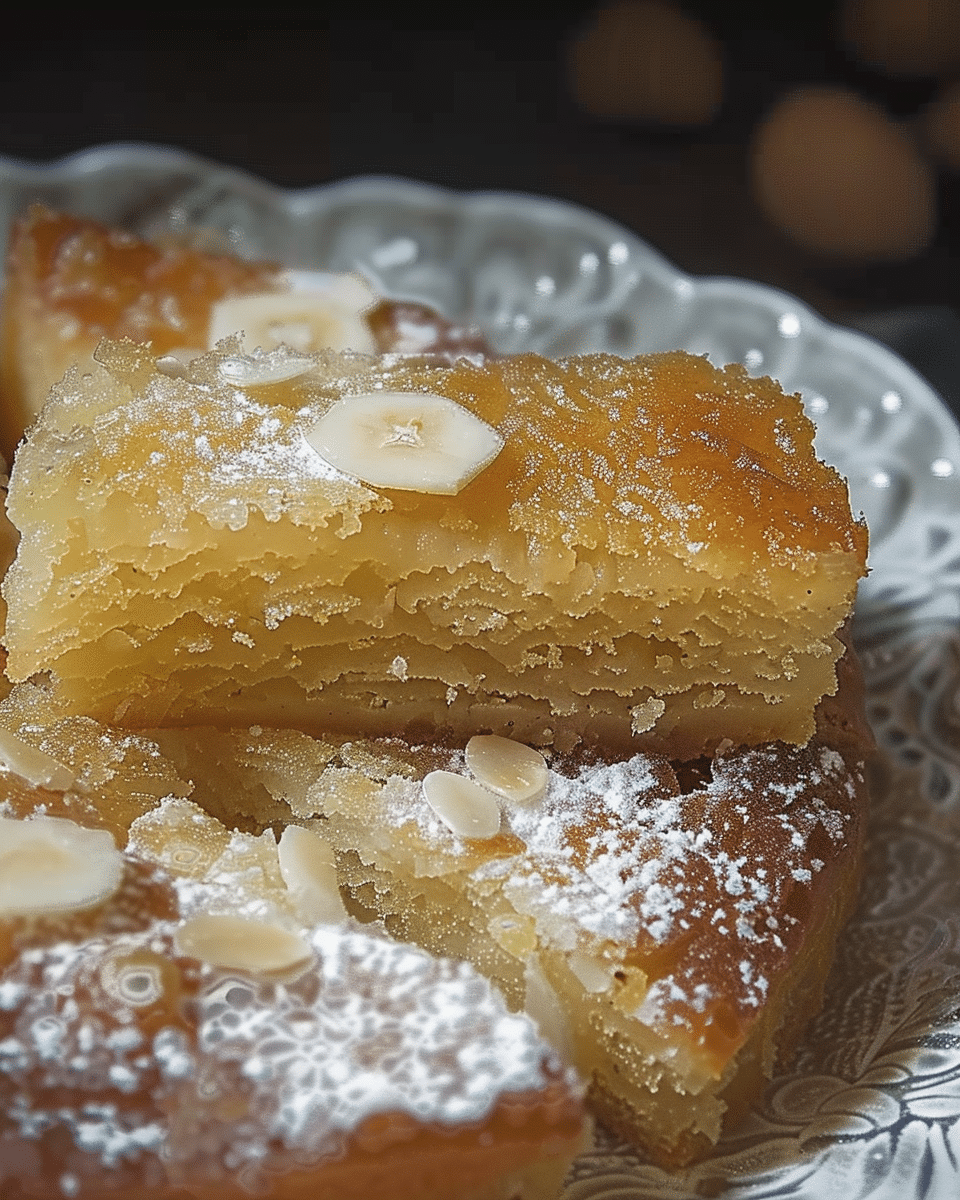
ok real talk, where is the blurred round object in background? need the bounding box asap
[750,86,937,261]
[921,79,960,167]
[839,0,960,78]
[568,0,722,126]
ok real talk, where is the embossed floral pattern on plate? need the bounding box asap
[2,147,959,1199]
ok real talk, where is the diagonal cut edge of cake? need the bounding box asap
[0,687,587,1200]
[0,327,872,1169]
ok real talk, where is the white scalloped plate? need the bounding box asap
[2,147,960,1200]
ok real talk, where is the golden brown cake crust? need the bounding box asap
[0,206,276,459]
[0,751,584,1200]
[0,207,489,460]
[3,341,867,762]
[116,640,869,1171]
[586,639,871,1165]
[0,211,872,1179]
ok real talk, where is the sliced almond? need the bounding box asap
[155,347,206,377]
[304,391,503,495]
[208,274,376,355]
[216,345,316,387]
[465,735,548,805]
[0,728,74,792]
[282,269,378,314]
[277,825,347,925]
[174,913,313,973]
[0,816,122,916]
[422,770,501,840]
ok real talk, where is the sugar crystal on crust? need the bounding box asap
[3,342,867,760]
[0,801,582,1196]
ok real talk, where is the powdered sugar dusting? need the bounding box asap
[192,925,557,1157]
[0,826,577,1195]
[344,734,863,1048]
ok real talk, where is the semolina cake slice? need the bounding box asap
[0,684,585,1200]
[0,648,863,1173]
[2,338,866,758]
[135,646,869,1168]
[0,205,486,460]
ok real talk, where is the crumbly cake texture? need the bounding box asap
[0,217,871,1175]
[0,206,486,461]
[0,690,584,1200]
[0,642,868,1176]
[140,668,868,1169]
[2,340,866,758]
[0,206,269,462]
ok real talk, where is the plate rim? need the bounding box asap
[1,141,953,442]
[1,140,959,1199]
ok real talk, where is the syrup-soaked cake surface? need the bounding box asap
[140,668,869,1167]
[0,208,872,1181]
[0,206,487,459]
[0,704,583,1200]
[2,339,866,758]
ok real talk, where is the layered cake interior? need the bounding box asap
[0,689,585,1200]
[3,340,866,761]
[0,206,873,1191]
[140,692,867,1166]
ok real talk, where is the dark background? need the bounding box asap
[4,7,960,415]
